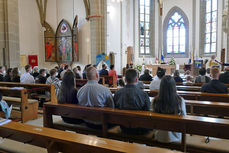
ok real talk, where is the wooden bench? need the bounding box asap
[43,103,229,153]
[176,82,229,87]
[0,82,57,104]
[75,79,88,88]
[186,100,229,117]
[147,90,229,102]
[100,75,117,88]
[111,88,229,103]
[0,121,178,153]
[0,87,38,122]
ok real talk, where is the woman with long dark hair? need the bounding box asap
[58,70,78,104]
[152,75,186,143]
[58,70,82,124]
[11,68,20,83]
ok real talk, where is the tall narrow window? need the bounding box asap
[204,0,217,54]
[166,12,186,54]
[163,7,189,58]
[139,0,151,55]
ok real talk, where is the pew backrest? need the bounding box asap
[43,103,229,152]
[0,121,177,153]
[0,82,57,103]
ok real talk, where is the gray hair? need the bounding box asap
[86,66,97,80]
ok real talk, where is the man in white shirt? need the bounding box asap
[20,65,35,83]
[150,67,165,90]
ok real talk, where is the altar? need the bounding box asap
[145,65,176,76]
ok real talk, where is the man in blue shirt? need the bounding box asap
[77,66,114,129]
[99,64,108,76]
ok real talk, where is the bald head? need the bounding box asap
[86,66,98,80]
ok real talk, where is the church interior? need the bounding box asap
[0,0,229,153]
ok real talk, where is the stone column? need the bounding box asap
[89,0,107,64]
[0,0,20,68]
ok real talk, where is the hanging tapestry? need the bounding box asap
[73,16,79,61]
[44,22,56,62]
[96,53,111,70]
[56,19,72,62]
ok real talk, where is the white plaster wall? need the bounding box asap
[107,0,121,74]
[18,0,90,70]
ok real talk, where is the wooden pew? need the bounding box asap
[177,85,229,92]
[0,121,177,153]
[147,90,229,102]
[75,79,88,88]
[0,82,57,104]
[43,103,229,153]
[176,82,229,87]
[110,88,229,103]
[0,87,38,122]
[186,100,229,117]
[100,75,117,88]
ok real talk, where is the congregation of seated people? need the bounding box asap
[1,63,229,144]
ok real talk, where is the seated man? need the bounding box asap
[139,69,152,81]
[99,64,108,76]
[219,67,229,84]
[150,67,165,90]
[114,69,150,134]
[35,69,47,84]
[20,65,35,83]
[77,66,114,129]
[201,68,228,93]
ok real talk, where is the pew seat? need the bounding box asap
[0,121,179,153]
[44,103,229,153]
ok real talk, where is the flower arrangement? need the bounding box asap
[133,64,142,73]
[169,57,176,65]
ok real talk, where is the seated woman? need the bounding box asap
[195,68,211,83]
[58,71,83,124]
[152,75,186,143]
[108,65,118,86]
[11,67,20,83]
[173,70,183,83]
[3,68,12,82]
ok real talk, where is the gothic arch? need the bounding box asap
[163,6,189,58]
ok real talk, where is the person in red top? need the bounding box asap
[108,65,118,85]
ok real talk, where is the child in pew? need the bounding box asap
[152,75,186,143]
[58,71,84,124]
[0,92,12,119]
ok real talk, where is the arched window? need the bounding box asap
[200,0,218,55]
[163,7,189,58]
[139,0,155,56]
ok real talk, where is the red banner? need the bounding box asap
[28,55,38,68]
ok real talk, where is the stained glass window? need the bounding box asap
[139,0,151,55]
[204,0,217,54]
[166,12,186,54]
